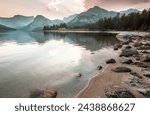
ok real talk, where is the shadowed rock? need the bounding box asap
[97,66,102,70]
[106,88,135,98]
[114,43,122,50]
[120,49,139,57]
[122,59,133,64]
[112,67,131,73]
[144,74,150,78]
[133,61,150,68]
[140,55,150,62]
[106,58,116,64]
[137,88,150,97]
[134,41,143,47]
[130,71,142,79]
[125,45,132,49]
[138,46,150,50]
[122,40,130,45]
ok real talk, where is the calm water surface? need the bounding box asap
[0,31,119,97]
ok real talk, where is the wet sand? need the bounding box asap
[76,33,150,98]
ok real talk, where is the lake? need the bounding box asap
[0,31,119,98]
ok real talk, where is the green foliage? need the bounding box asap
[88,8,150,31]
[43,23,67,30]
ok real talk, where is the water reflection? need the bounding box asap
[0,31,119,97]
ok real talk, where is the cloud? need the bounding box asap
[84,0,150,11]
[47,0,85,19]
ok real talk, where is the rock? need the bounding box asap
[141,51,150,54]
[133,62,149,68]
[138,46,150,50]
[42,87,57,98]
[125,45,132,49]
[135,56,140,61]
[134,41,143,47]
[128,77,146,87]
[97,66,102,70]
[120,49,139,57]
[112,67,131,73]
[76,73,82,77]
[122,41,130,45]
[140,55,150,62]
[106,58,116,64]
[122,59,133,64]
[30,89,42,98]
[137,88,150,97]
[106,88,135,98]
[130,71,142,79]
[144,74,150,78]
[144,42,150,46]
[114,43,122,50]
[29,87,57,98]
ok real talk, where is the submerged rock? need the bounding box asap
[97,66,103,70]
[30,87,57,98]
[106,58,116,64]
[114,43,122,50]
[112,67,131,73]
[122,59,133,64]
[76,73,82,77]
[120,49,139,57]
[30,89,42,98]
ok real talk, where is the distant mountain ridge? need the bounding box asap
[67,6,140,27]
[0,6,140,31]
[0,15,34,29]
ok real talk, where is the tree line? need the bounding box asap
[87,9,150,31]
[43,9,150,31]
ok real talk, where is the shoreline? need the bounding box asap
[76,32,150,98]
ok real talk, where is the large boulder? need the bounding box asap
[140,55,150,62]
[120,49,139,57]
[30,87,57,98]
[106,58,116,64]
[112,67,131,73]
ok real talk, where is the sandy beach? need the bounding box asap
[76,33,150,98]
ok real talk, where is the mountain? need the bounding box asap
[0,15,34,29]
[67,6,117,27]
[120,8,139,16]
[67,6,139,27]
[0,24,15,32]
[27,15,64,31]
[63,14,78,23]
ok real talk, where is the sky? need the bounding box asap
[0,0,150,19]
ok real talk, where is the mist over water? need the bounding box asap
[0,31,119,97]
